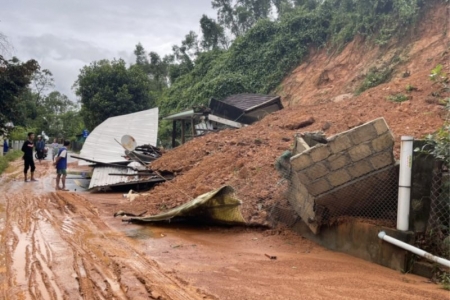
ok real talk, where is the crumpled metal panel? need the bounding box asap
[88,166,159,190]
[79,108,159,165]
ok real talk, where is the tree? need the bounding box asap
[74,59,155,130]
[134,43,149,66]
[212,0,272,37]
[43,91,73,115]
[200,15,229,50]
[0,32,11,55]
[0,56,39,134]
[31,69,54,105]
[148,51,169,90]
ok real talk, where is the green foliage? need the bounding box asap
[212,0,273,37]
[430,64,448,83]
[148,0,436,143]
[357,66,393,94]
[200,15,228,50]
[415,97,450,167]
[441,272,450,291]
[8,126,35,140]
[0,150,23,175]
[74,59,155,130]
[0,56,40,134]
[405,83,417,92]
[161,0,429,111]
[388,93,409,102]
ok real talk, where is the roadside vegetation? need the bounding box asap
[0,150,23,175]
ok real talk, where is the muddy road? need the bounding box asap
[0,159,448,300]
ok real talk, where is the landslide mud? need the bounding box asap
[0,161,448,300]
[0,161,209,300]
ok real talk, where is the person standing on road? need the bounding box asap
[54,140,70,191]
[36,135,45,163]
[21,132,37,182]
[51,138,59,161]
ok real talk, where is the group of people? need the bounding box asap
[21,132,71,191]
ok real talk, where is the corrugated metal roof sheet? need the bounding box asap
[163,109,196,121]
[79,108,159,165]
[220,94,279,111]
[88,166,163,190]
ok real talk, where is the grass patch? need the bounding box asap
[356,67,393,95]
[388,93,409,102]
[405,84,418,92]
[0,150,23,175]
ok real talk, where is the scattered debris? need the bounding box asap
[119,186,246,225]
[283,117,315,130]
[113,210,147,218]
[265,254,277,260]
[123,190,151,202]
[77,108,159,165]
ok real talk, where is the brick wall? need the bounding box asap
[288,118,396,234]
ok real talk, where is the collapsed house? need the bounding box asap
[72,108,170,191]
[164,93,283,147]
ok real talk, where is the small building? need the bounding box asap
[164,94,283,148]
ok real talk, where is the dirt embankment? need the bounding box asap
[117,3,449,223]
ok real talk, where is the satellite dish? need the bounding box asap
[121,135,137,151]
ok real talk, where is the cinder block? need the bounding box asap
[370,151,395,170]
[372,117,389,135]
[295,171,312,185]
[308,178,333,196]
[327,153,350,171]
[293,137,310,155]
[305,162,329,180]
[349,143,372,162]
[291,153,313,171]
[372,132,395,152]
[349,124,378,144]
[327,169,352,187]
[328,134,353,153]
[347,160,374,178]
[310,144,331,162]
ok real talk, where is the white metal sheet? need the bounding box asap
[79,108,159,165]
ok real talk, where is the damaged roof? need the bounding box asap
[220,93,281,111]
[79,108,159,165]
[88,165,166,190]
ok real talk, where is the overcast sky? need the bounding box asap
[1,0,215,99]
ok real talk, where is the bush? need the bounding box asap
[388,93,409,102]
[356,67,393,94]
[0,150,23,175]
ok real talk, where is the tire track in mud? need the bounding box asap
[0,164,211,300]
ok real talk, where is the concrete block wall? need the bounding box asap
[291,118,395,197]
[288,118,396,234]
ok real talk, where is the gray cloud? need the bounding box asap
[1,0,216,99]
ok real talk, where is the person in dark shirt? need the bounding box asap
[36,135,45,163]
[21,132,37,182]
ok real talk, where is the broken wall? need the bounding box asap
[289,118,396,233]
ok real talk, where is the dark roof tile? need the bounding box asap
[220,93,279,111]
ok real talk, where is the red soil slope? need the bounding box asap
[118,3,450,224]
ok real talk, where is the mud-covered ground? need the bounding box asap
[0,158,448,300]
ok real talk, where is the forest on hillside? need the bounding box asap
[1,0,442,143]
[75,0,433,143]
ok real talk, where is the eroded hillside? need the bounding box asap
[118,3,450,225]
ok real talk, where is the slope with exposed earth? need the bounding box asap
[117,2,449,225]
